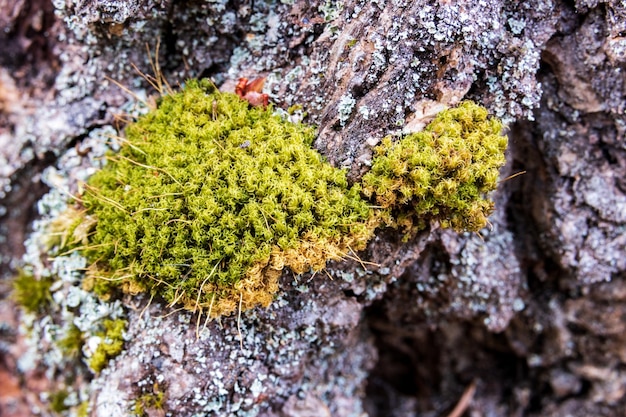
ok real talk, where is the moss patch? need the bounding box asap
[88,318,126,373]
[58,323,84,358]
[12,270,53,313]
[78,79,374,318]
[362,101,507,235]
[49,389,70,413]
[59,79,507,319]
[132,385,165,417]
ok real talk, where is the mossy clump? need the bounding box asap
[57,323,84,358]
[60,79,507,319]
[78,79,374,318]
[133,386,165,416]
[88,318,126,373]
[362,101,507,235]
[12,271,53,313]
[49,389,70,413]
[76,401,89,417]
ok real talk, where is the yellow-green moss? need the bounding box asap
[362,101,507,235]
[132,387,165,416]
[88,318,126,373]
[62,80,507,319]
[12,270,53,313]
[76,79,374,318]
[49,389,70,413]
[76,401,89,417]
[58,324,84,358]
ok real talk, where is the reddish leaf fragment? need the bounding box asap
[235,77,269,108]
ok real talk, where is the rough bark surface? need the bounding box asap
[1,0,625,416]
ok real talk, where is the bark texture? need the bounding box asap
[1,0,625,416]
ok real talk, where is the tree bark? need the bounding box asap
[1,1,625,416]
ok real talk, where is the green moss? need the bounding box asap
[62,80,506,319]
[58,324,84,358]
[49,389,70,413]
[12,270,53,313]
[133,387,165,416]
[77,79,374,317]
[88,318,126,373]
[362,101,507,236]
[76,401,89,417]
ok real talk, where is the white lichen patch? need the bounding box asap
[16,128,131,416]
[337,93,356,126]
